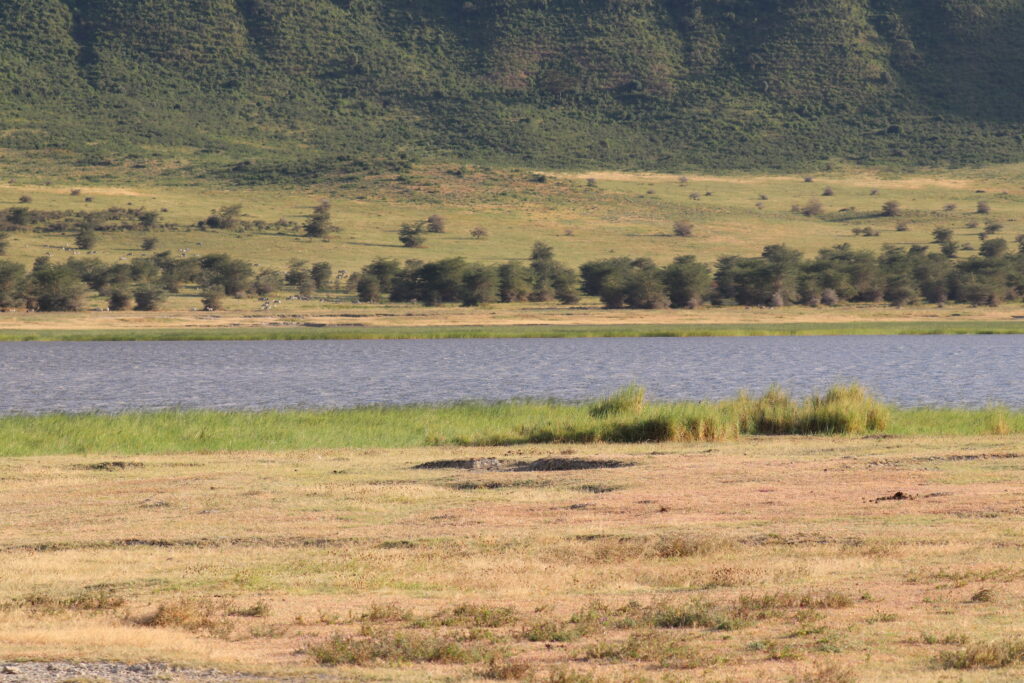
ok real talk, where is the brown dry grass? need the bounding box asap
[2,437,1024,680]
[0,300,1020,332]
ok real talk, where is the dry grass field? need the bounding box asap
[4,435,1024,680]
[3,163,1023,273]
[2,162,1024,332]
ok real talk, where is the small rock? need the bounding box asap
[1,666,19,675]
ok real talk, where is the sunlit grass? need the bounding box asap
[1,321,1023,342]
[2,385,1020,457]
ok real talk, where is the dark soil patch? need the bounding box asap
[76,461,145,471]
[414,458,503,471]
[577,484,624,494]
[517,457,631,472]
[445,480,550,491]
[415,457,631,472]
[873,491,915,502]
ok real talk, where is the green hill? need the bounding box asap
[2,0,1024,176]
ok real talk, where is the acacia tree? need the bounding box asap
[304,202,337,238]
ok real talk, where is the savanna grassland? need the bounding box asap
[2,160,1024,337]
[4,434,1024,681]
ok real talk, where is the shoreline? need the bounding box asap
[2,319,1024,341]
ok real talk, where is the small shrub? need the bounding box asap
[586,178,597,188]
[801,199,825,217]
[310,630,491,666]
[470,226,488,239]
[804,176,814,183]
[896,222,909,232]
[480,658,532,680]
[137,598,229,636]
[673,220,694,237]
[141,237,158,250]
[939,638,1024,669]
[201,286,225,311]
[822,186,834,196]
[18,195,31,203]
[436,603,517,628]
[977,201,991,214]
[70,189,82,196]
[969,588,994,603]
[798,662,857,683]
[943,203,957,212]
[399,223,426,247]
[522,620,578,642]
[133,286,167,311]
[360,602,413,623]
[107,289,133,311]
[426,214,446,233]
[689,192,700,200]
[230,600,270,617]
[882,200,902,217]
[586,631,708,667]
[75,228,97,250]
[655,533,734,558]
[869,188,879,195]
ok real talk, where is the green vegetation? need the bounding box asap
[3,1,1024,173]
[1,320,1023,342]
[2,386,1020,458]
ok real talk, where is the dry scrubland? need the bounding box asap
[3,436,1024,680]
[1,163,1024,329]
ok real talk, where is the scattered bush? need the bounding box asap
[801,199,825,217]
[470,226,488,239]
[75,227,97,250]
[882,200,902,217]
[399,222,426,247]
[426,214,446,233]
[939,638,1024,670]
[673,220,694,237]
[201,286,225,311]
[133,286,167,311]
[310,630,491,666]
[977,201,991,214]
[141,237,159,250]
[107,288,133,311]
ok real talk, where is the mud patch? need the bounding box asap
[446,480,551,491]
[415,457,632,472]
[519,457,630,472]
[873,491,915,502]
[415,458,503,471]
[75,461,144,471]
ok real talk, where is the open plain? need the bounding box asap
[3,435,1024,681]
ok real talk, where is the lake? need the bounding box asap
[0,335,1020,414]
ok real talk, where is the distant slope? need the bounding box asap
[2,0,1024,175]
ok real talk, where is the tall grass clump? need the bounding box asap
[737,384,889,435]
[588,384,645,417]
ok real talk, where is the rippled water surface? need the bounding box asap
[0,336,1021,414]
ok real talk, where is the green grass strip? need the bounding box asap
[1,391,1019,458]
[1,321,1023,342]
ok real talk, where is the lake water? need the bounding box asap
[0,336,1020,415]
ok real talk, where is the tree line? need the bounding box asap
[2,238,1023,313]
[354,239,1024,309]
[0,252,335,312]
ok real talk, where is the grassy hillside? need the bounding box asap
[2,0,1024,173]
[3,164,1022,273]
